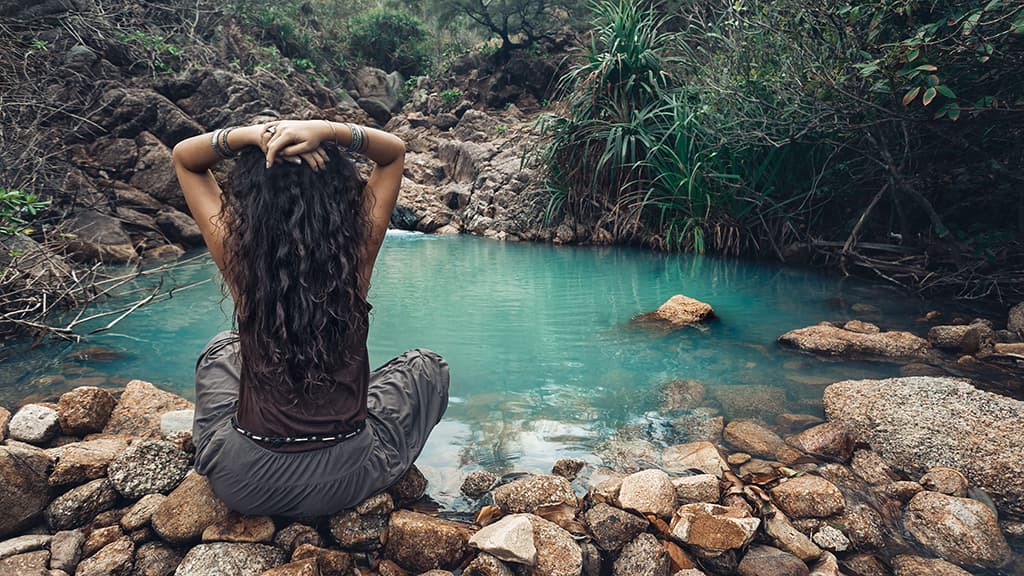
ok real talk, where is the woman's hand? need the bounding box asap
[260,120,332,171]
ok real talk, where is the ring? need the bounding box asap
[265,126,276,135]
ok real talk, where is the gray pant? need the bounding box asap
[192,331,449,517]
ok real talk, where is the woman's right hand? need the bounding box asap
[261,120,332,171]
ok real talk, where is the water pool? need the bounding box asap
[1,232,930,505]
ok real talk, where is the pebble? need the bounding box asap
[8,404,61,444]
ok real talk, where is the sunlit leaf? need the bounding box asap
[947,104,961,121]
[936,85,956,98]
[914,64,938,72]
[474,505,503,526]
[923,87,937,105]
[906,48,920,62]
[926,74,940,87]
[902,86,921,106]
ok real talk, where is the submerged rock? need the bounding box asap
[902,491,1011,569]
[770,476,845,519]
[634,295,715,328]
[662,441,728,478]
[778,322,929,360]
[723,420,803,464]
[824,376,1024,516]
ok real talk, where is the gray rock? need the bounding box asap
[672,474,721,504]
[48,530,84,573]
[64,45,98,71]
[469,513,537,565]
[613,533,670,576]
[618,469,676,519]
[133,541,183,576]
[154,209,202,246]
[46,478,118,531]
[737,545,809,576]
[8,404,61,444]
[493,475,577,514]
[1008,302,1024,337]
[903,491,1011,569]
[158,410,193,438]
[0,534,51,559]
[662,442,728,477]
[824,377,1024,516]
[108,440,190,499]
[175,542,286,576]
[584,503,647,552]
[464,552,514,576]
[0,443,52,538]
[811,526,849,552]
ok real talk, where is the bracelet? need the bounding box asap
[323,120,337,146]
[345,123,365,154]
[218,126,239,158]
[210,129,224,158]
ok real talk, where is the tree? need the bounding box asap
[432,0,579,56]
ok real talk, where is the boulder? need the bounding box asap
[438,141,494,184]
[64,210,137,263]
[132,541,183,576]
[493,475,578,514]
[357,97,392,124]
[469,513,538,565]
[618,469,677,519]
[584,503,648,552]
[927,322,995,353]
[785,422,854,461]
[390,180,453,233]
[453,109,497,141]
[175,542,286,576]
[108,440,190,499]
[778,322,929,360]
[46,477,118,530]
[670,504,760,555]
[387,464,428,505]
[823,377,1024,516]
[75,537,133,576]
[764,512,821,562]
[516,515,582,576]
[464,553,514,576]
[0,444,53,537]
[612,533,670,576]
[49,529,85,573]
[95,88,202,147]
[723,420,803,464]
[0,534,51,559]
[770,476,845,519]
[383,510,473,573]
[737,545,809,576]
[120,493,166,531]
[57,386,116,435]
[902,491,1011,569]
[151,472,230,545]
[672,474,720,505]
[919,467,968,497]
[155,209,202,246]
[1008,302,1024,336]
[350,67,403,111]
[892,555,973,576]
[8,404,60,444]
[201,512,275,543]
[661,442,728,478]
[634,295,715,327]
[102,380,193,439]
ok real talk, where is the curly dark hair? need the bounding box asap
[222,145,368,401]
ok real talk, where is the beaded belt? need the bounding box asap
[231,415,363,448]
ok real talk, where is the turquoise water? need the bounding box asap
[1,232,927,504]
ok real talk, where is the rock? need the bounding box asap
[590,476,623,506]
[671,474,720,504]
[465,552,514,576]
[76,537,133,576]
[108,440,190,499]
[849,450,896,485]
[659,380,706,411]
[770,476,845,519]
[785,423,854,461]
[8,404,61,444]
[824,376,1024,515]
[46,478,118,531]
[175,542,286,576]
[256,558,319,576]
[469,513,538,565]
[764,513,821,562]
[82,524,123,557]
[328,510,388,551]
[57,387,115,435]
[438,141,493,183]
[892,555,973,576]
[493,475,577,514]
[64,211,136,263]
[202,512,275,543]
[0,550,49,575]
[357,97,392,124]
[776,414,825,430]
[840,553,887,576]
[377,559,408,576]
[291,544,352,575]
[102,380,193,439]
[383,510,473,573]
[596,438,660,473]
[669,504,760,555]
[351,67,403,111]
[0,534,51,559]
[47,437,128,487]
[120,493,166,531]
[552,458,586,480]
[927,322,995,353]
[878,481,924,502]
[158,410,193,438]
[662,442,728,477]
[711,386,789,420]
[902,491,1011,569]
[612,533,670,576]
[1008,302,1024,336]
[737,545,809,576]
[129,132,180,205]
[723,420,803,464]
[0,406,8,442]
[618,469,676,519]
[584,503,648,552]
[154,209,202,246]
[515,515,582,576]
[151,472,230,545]
[808,552,840,576]
[634,295,715,327]
[49,529,85,573]
[919,467,968,497]
[810,526,849,553]
[454,109,497,140]
[778,322,929,360]
[842,320,879,334]
[0,443,54,537]
[387,465,428,505]
[432,113,459,131]
[133,541,183,576]
[274,524,323,552]
[834,503,885,550]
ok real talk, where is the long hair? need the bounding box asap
[222,145,368,401]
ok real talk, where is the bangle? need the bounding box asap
[210,129,224,158]
[323,120,337,145]
[218,126,239,158]
[345,123,365,154]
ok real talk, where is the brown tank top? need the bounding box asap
[235,303,370,453]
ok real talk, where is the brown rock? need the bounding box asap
[57,387,116,435]
[724,420,803,464]
[659,380,706,411]
[517,515,583,576]
[174,542,287,576]
[552,458,586,480]
[839,553,888,576]
[151,472,230,545]
[383,510,473,573]
[82,524,123,557]
[786,422,854,461]
[129,133,179,204]
[464,553,513,576]
[835,503,886,550]
[291,544,352,576]
[154,209,202,246]
[133,541,184,576]
[0,406,9,442]
[764,513,821,562]
[671,474,720,505]
[635,295,715,327]
[618,469,676,519]
[256,558,320,576]
[328,510,388,551]
[877,481,924,502]
[49,529,85,573]
[47,438,129,487]
[585,503,648,552]
[275,524,323,552]
[0,443,53,538]
[64,211,136,263]
[892,555,972,576]
[387,465,428,505]
[737,545,809,576]
[493,475,577,514]
[613,533,669,576]
[778,323,929,360]
[899,362,947,377]
[842,320,879,334]
[849,450,897,485]
[202,512,276,543]
[670,503,760,554]
[76,537,133,576]
[927,323,995,353]
[661,442,728,477]
[46,478,119,531]
[0,550,49,575]
[771,476,845,519]
[462,470,498,499]
[102,380,193,439]
[919,467,968,497]
[377,558,408,576]
[903,491,1011,569]
[775,414,824,430]
[120,493,166,531]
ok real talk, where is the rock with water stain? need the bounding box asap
[469,513,538,565]
[634,295,715,328]
[8,404,61,444]
[102,380,193,439]
[493,475,577,514]
[175,542,286,576]
[46,478,119,531]
[151,472,230,545]
[662,441,728,477]
[670,503,760,555]
[47,437,128,487]
[618,469,676,519]
[584,503,648,552]
[75,537,133,576]
[770,476,845,519]
[108,440,190,499]
[785,422,854,461]
[778,322,930,360]
[737,545,809,576]
[384,510,474,573]
[892,555,973,576]
[903,491,1011,569]
[612,533,670,576]
[57,387,116,435]
[0,443,53,538]
[723,420,804,464]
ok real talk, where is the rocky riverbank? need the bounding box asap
[2,370,1023,576]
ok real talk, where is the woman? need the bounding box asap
[172,119,449,517]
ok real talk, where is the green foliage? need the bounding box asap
[347,8,432,77]
[440,88,464,108]
[1,188,49,237]
[116,30,183,73]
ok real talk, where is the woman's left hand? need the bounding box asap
[261,120,331,170]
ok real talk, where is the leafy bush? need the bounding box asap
[347,8,432,77]
[1,188,49,237]
[440,87,464,108]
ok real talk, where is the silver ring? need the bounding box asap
[265,125,276,134]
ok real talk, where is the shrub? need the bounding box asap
[347,8,432,77]
[1,188,49,237]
